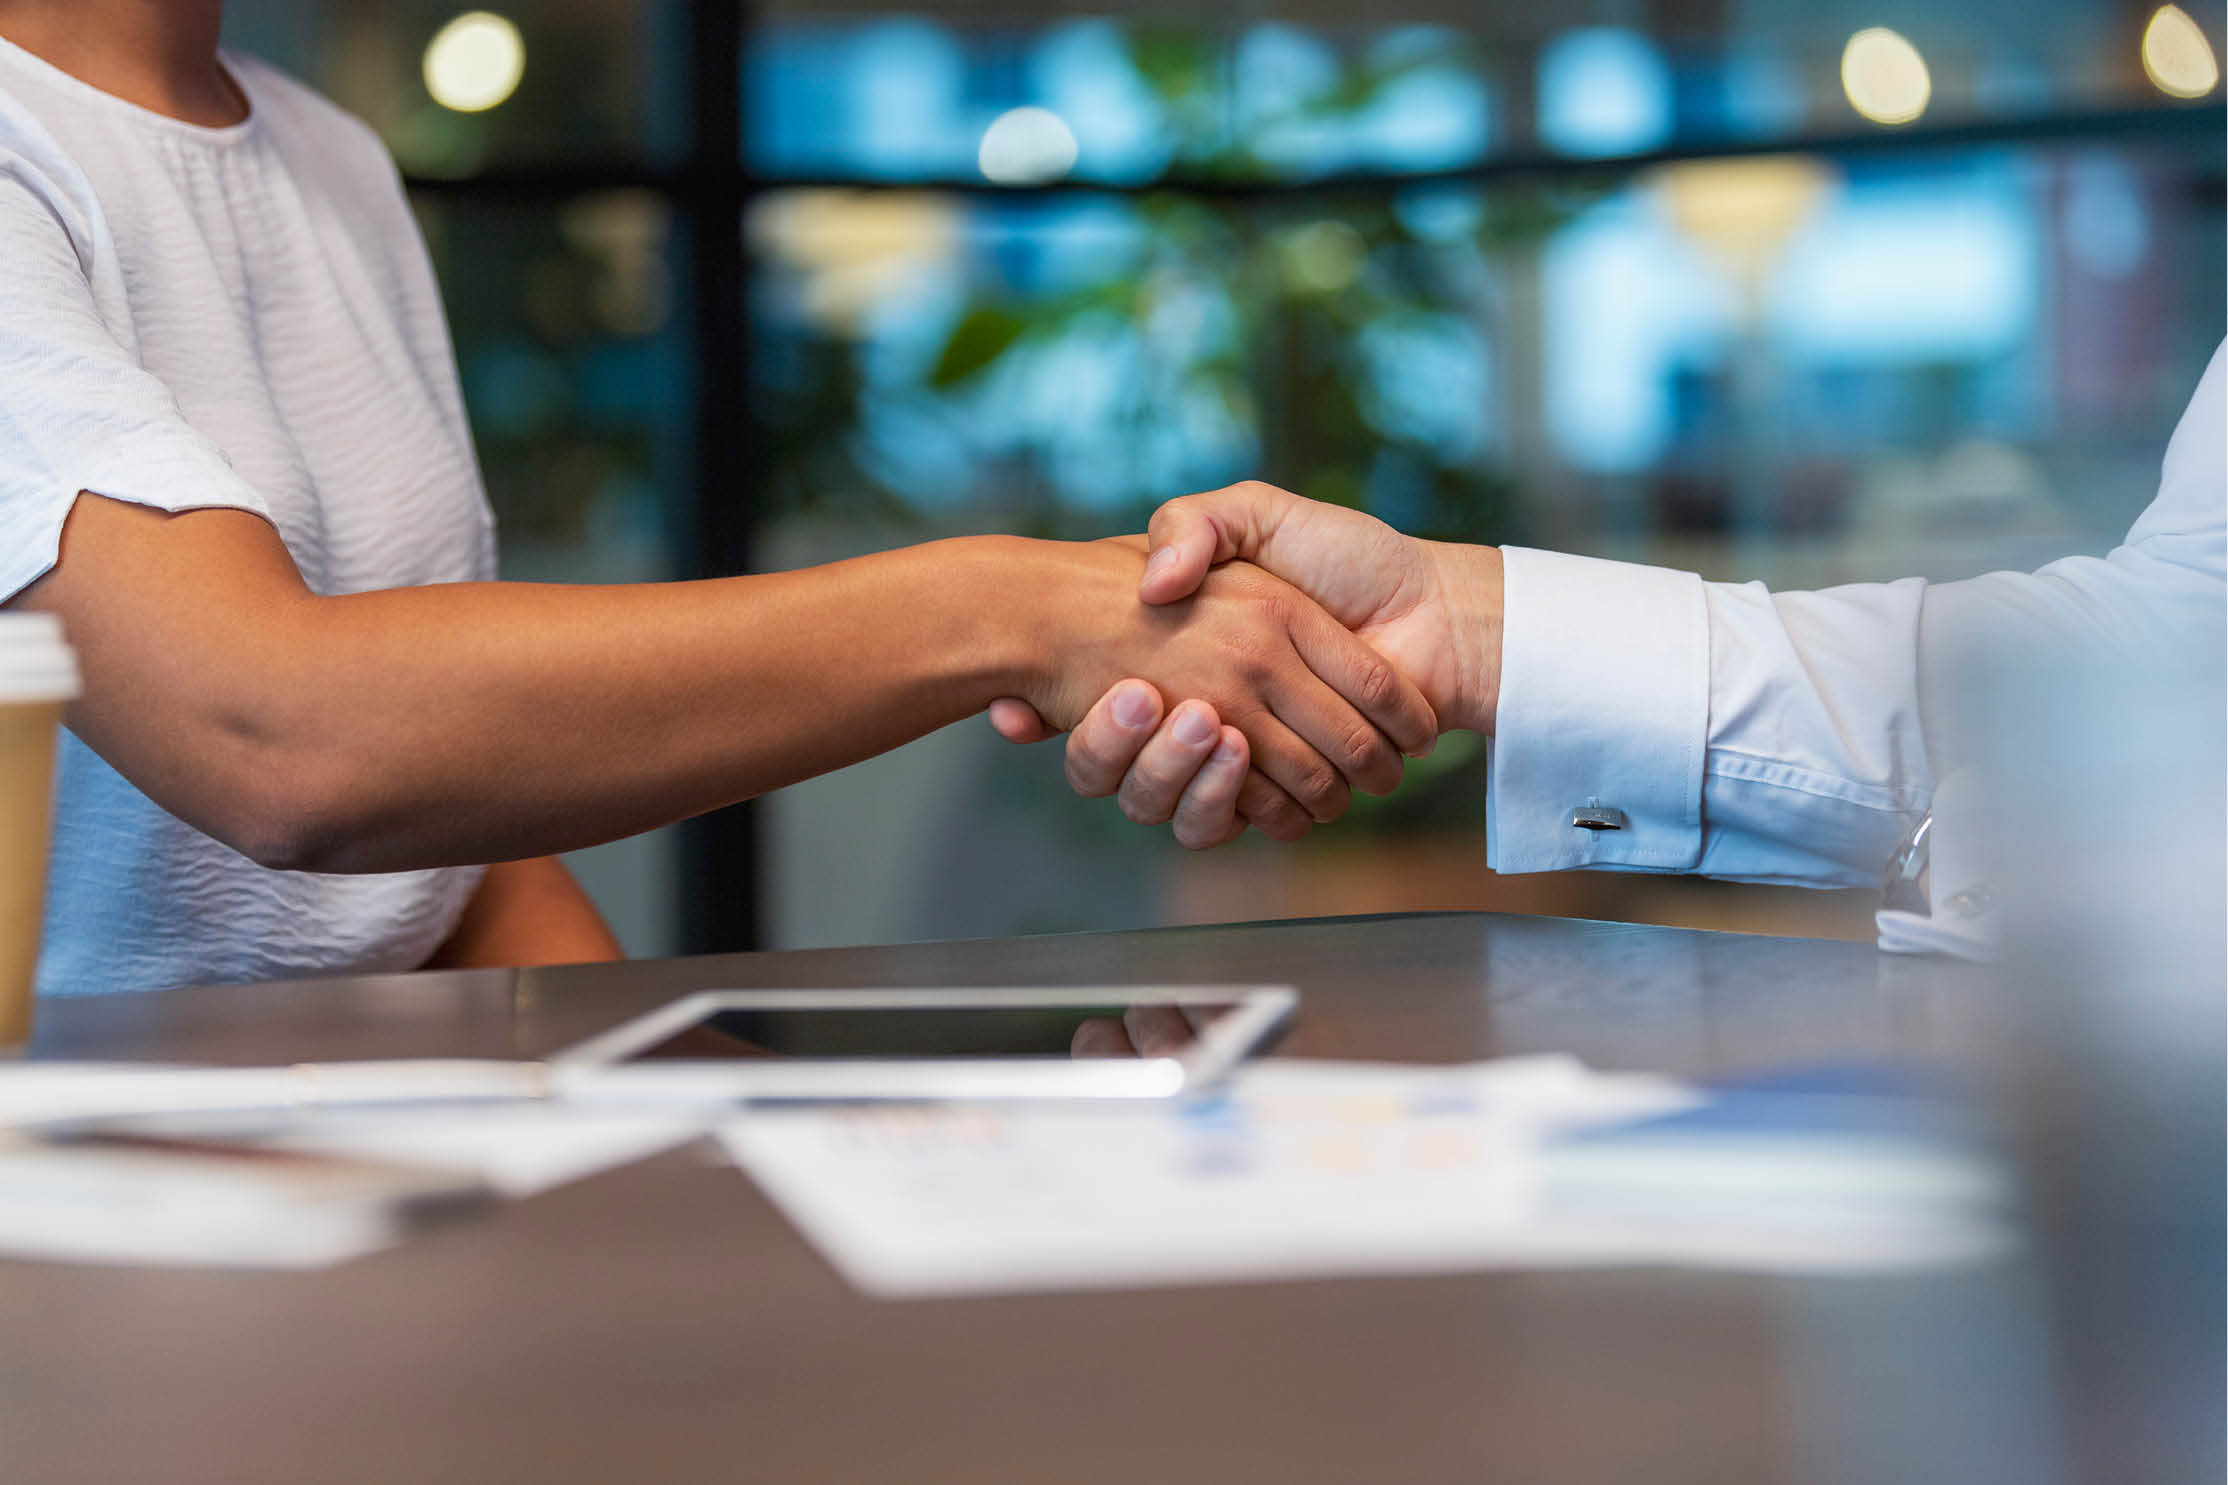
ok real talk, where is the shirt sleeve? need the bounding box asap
[1486,339,2227,891]
[1486,547,1928,886]
[0,139,271,603]
[1485,547,1713,874]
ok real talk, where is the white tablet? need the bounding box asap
[548,985,1296,1104]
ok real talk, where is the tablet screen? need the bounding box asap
[624,1002,1240,1061]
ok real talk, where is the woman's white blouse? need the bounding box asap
[0,40,493,995]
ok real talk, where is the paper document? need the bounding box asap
[0,1130,485,1270]
[720,1056,2014,1299]
[0,1090,712,1270]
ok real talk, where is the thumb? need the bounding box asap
[1138,481,1297,605]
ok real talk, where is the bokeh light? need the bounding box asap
[1841,27,1932,126]
[754,190,956,328]
[2141,5,2220,99]
[1538,28,1672,158]
[1278,220,1369,294]
[424,11,526,114]
[977,107,1079,185]
[1656,156,1836,286]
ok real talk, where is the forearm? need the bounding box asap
[235,536,1045,871]
[423,856,623,970]
[38,500,1061,872]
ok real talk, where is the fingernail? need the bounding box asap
[1408,734,1438,759]
[1143,546,1180,582]
[1171,704,1216,747]
[1111,684,1156,730]
[1210,738,1244,767]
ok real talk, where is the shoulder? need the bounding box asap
[0,81,100,266]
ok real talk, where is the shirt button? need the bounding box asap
[1570,803,1627,832]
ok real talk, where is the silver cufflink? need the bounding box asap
[1570,802,1627,832]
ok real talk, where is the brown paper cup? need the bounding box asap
[0,616,78,1051]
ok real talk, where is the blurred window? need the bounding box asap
[219,2,2226,952]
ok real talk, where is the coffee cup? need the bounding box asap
[0,614,78,1050]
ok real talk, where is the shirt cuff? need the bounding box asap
[1486,547,1710,873]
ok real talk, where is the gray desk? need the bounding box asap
[1,913,2060,1485]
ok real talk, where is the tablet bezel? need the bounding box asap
[547,985,1297,1103]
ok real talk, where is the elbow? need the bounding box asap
[229,816,340,876]
[208,753,362,874]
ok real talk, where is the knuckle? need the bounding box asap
[1293,762,1345,816]
[1336,718,1394,778]
[1171,793,1228,850]
[1236,777,1290,829]
[1064,743,1117,797]
[1117,780,1176,826]
[1116,787,1165,826]
[1240,641,1294,689]
[1132,744,1196,796]
[1225,625,1275,664]
[1352,655,1400,713]
[1149,495,1198,536]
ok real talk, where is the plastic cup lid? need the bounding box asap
[0,613,79,703]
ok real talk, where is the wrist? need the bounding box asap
[1416,541,1503,735]
[949,535,1125,711]
[938,534,1048,704]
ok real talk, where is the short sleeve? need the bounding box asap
[0,143,271,603]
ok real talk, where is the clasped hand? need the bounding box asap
[994,483,1504,848]
[1010,534,1437,836]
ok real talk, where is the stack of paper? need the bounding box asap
[0,1061,713,1269]
[0,1129,486,1269]
[719,1056,2015,1298]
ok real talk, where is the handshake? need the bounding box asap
[987,481,1506,849]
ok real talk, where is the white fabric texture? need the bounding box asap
[0,40,493,996]
[1488,340,2227,922]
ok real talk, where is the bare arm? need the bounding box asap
[16,493,1433,872]
[423,856,623,970]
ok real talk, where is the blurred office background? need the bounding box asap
[220,0,2225,957]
